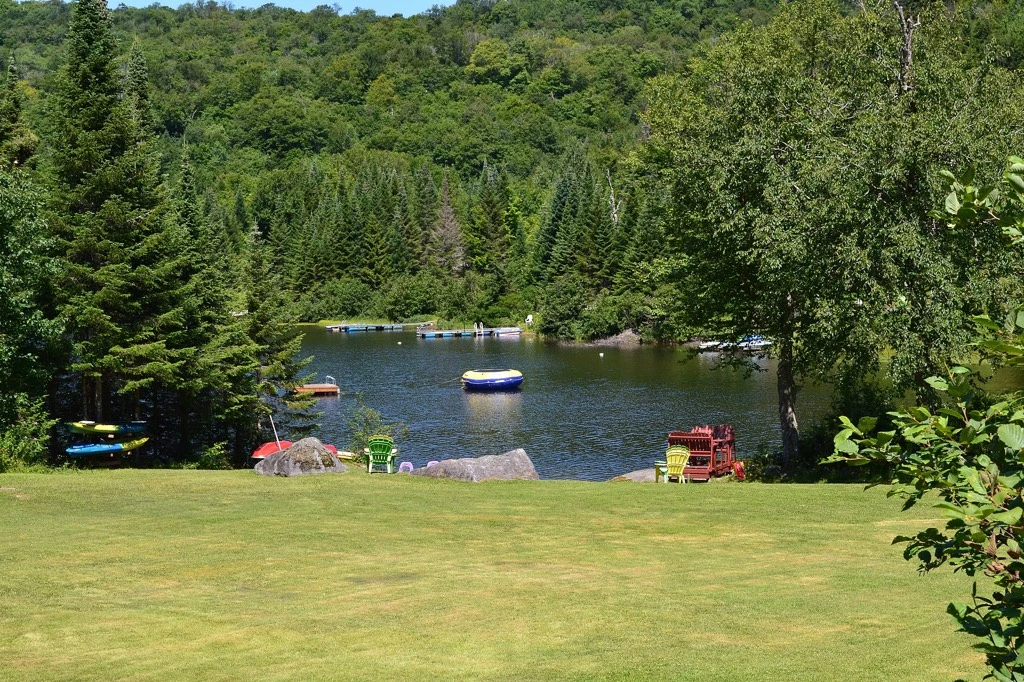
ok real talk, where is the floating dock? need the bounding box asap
[295,383,341,396]
[325,323,407,333]
[418,327,522,339]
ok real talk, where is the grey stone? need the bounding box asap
[609,468,657,482]
[254,437,347,477]
[410,448,539,482]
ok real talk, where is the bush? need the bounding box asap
[196,441,232,470]
[346,395,409,462]
[0,396,55,472]
[370,272,440,321]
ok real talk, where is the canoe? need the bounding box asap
[66,437,149,457]
[251,441,339,459]
[68,421,147,435]
[461,369,524,390]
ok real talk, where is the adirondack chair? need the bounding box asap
[665,445,690,483]
[366,435,397,474]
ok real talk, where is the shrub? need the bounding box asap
[0,396,55,472]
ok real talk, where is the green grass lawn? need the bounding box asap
[0,471,981,681]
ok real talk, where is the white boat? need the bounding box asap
[737,335,772,351]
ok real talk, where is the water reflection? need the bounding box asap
[463,389,523,426]
[300,327,832,480]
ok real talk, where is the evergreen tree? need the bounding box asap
[411,162,437,269]
[50,0,180,424]
[245,231,319,440]
[0,57,36,168]
[504,192,529,289]
[124,39,152,131]
[467,163,508,272]
[425,171,465,275]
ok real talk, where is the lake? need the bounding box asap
[300,326,833,481]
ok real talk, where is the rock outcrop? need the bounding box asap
[609,468,657,482]
[254,438,347,477]
[410,448,539,482]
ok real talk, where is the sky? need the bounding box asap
[114,0,449,16]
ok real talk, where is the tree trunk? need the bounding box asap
[777,338,800,469]
[93,373,103,424]
[82,375,90,420]
[893,1,920,96]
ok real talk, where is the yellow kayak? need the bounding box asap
[69,421,147,435]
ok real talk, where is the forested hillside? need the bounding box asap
[3,0,783,338]
[2,0,1024,468]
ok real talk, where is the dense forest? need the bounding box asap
[2,0,1024,468]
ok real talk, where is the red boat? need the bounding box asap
[251,441,338,459]
[668,425,740,481]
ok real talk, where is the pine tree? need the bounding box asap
[124,39,152,132]
[467,163,508,272]
[411,163,437,269]
[425,171,465,275]
[0,57,36,168]
[391,180,416,275]
[616,192,665,294]
[245,231,319,440]
[534,147,591,282]
[504,192,529,289]
[50,0,180,424]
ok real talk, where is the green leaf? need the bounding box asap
[974,315,1001,331]
[925,376,949,391]
[945,191,961,214]
[857,416,878,434]
[998,424,1024,451]
[990,507,1023,525]
[1008,173,1024,194]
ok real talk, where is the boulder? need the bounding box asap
[411,448,539,482]
[609,468,657,482]
[590,329,643,347]
[254,437,347,477]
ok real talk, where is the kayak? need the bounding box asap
[251,441,339,459]
[66,438,149,457]
[69,421,147,435]
[461,369,524,390]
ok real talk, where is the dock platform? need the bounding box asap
[418,327,522,339]
[325,323,407,333]
[295,383,341,396]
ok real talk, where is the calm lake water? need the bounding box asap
[300,326,833,481]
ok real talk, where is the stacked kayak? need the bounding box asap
[69,421,148,435]
[66,438,149,458]
[461,369,524,390]
[66,421,149,459]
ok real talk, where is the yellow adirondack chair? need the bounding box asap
[665,445,690,483]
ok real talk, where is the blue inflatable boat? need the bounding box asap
[461,369,524,390]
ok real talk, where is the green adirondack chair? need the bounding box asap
[366,435,396,474]
[665,445,690,483]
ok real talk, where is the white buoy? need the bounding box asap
[599,352,604,357]
[397,341,402,345]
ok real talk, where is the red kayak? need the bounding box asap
[251,441,338,459]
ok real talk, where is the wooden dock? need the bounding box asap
[417,326,522,339]
[294,383,341,396]
[325,323,408,333]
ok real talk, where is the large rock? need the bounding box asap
[254,437,347,477]
[609,468,657,482]
[410,448,539,482]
